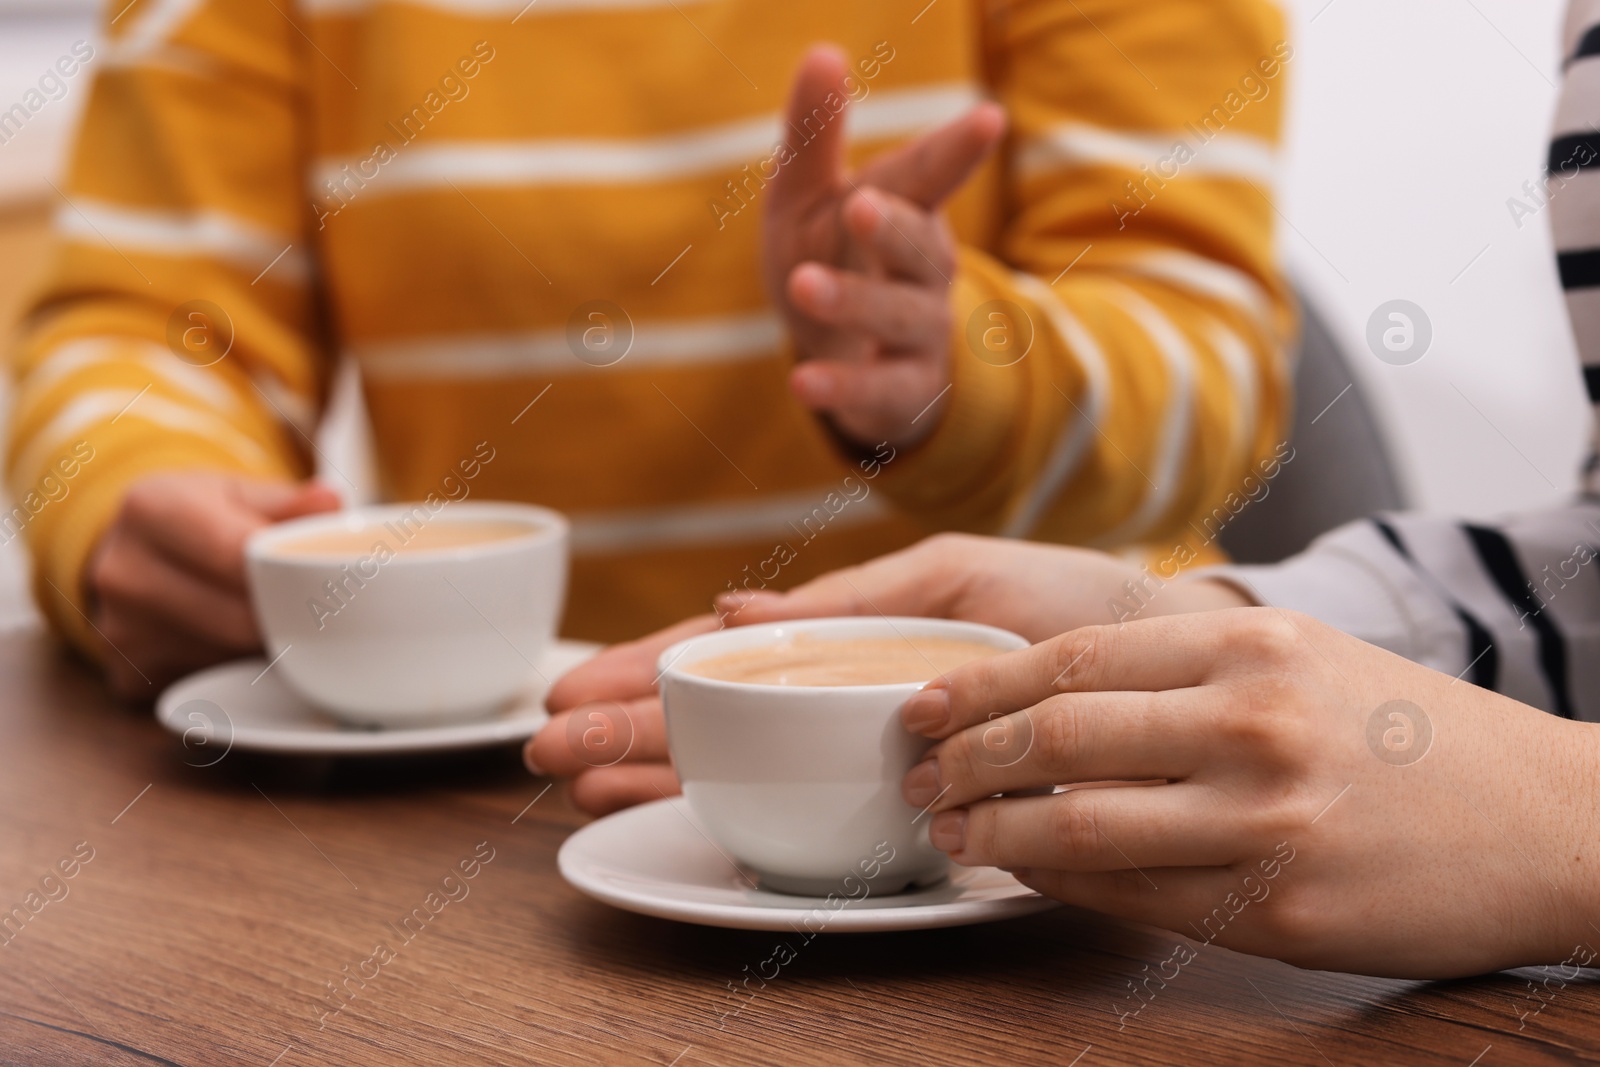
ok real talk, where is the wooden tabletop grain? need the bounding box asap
[0,629,1595,1067]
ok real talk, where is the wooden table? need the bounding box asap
[0,629,1595,1066]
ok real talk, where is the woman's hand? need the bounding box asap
[719,532,1249,642]
[763,47,1004,449]
[88,472,340,699]
[525,614,718,815]
[900,607,1600,977]
[527,533,1246,816]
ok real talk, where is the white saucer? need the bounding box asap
[155,640,599,757]
[558,796,1060,932]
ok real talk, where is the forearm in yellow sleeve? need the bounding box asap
[875,0,1295,551]
[5,0,325,659]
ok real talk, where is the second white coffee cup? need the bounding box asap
[658,616,1029,897]
[246,501,568,725]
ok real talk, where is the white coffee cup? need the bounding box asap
[245,502,568,725]
[658,616,1029,896]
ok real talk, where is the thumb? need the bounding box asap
[856,102,1006,210]
[546,613,721,712]
[714,577,876,627]
[768,44,851,214]
[230,477,343,522]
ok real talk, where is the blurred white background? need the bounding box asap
[1279,0,1584,517]
[0,0,1584,628]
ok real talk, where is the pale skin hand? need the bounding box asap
[526,613,717,816]
[715,533,1251,643]
[764,46,1006,450]
[88,472,340,699]
[900,608,1600,978]
[526,533,1247,815]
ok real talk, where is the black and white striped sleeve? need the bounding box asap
[1203,500,1600,720]
[1551,0,1600,419]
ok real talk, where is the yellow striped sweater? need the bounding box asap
[9,0,1293,650]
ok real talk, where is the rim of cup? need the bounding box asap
[656,616,1029,694]
[245,501,568,568]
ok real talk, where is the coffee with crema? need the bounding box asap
[272,520,535,557]
[685,634,1002,687]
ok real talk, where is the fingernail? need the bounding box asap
[929,809,966,852]
[900,688,949,733]
[805,267,837,307]
[523,746,545,777]
[902,758,941,808]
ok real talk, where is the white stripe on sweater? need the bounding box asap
[1564,1,1600,60]
[352,311,784,380]
[1089,286,1196,546]
[1016,121,1277,184]
[1544,165,1600,251]
[105,0,205,63]
[1120,250,1276,333]
[1203,317,1258,472]
[309,84,983,195]
[10,389,268,496]
[1556,70,1600,141]
[53,199,307,283]
[1001,273,1110,539]
[14,338,240,422]
[1560,289,1600,368]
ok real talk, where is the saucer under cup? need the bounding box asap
[558,796,1059,932]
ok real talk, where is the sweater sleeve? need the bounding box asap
[5,0,326,656]
[874,0,1295,553]
[1203,502,1600,720]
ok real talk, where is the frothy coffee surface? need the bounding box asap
[685,634,1002,686]
[273,520,534,557]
